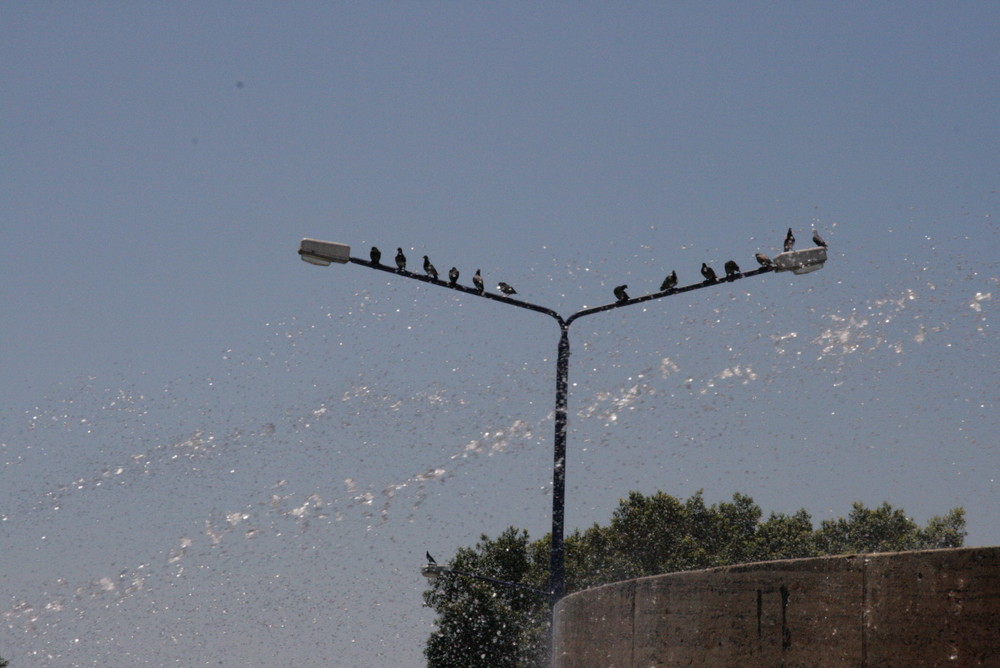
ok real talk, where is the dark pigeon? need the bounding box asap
[395,248,407,271]
[448,267,459,287]
[724,260,741,280]
[370,246,381,265]
[784,228,795,252]
[660,271,677,291]
[426,551,437,565]
[755,252,772,268]
[701,262,717,283]
[812,229,827,248]
[613,284,629,302]
[472,269,484,293]
[497,282,517,296]
[423,255,439,280]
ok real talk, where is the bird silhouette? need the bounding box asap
[472,269,484,293]
[448,267,459,287]
[370,246,381,265]
[660,271,678,291]
[423,255,439,280]
[395,248,407,271]
[724,260,741,281]
[755,252,772,268]
[812,228,827,248]
[498,282,517,295]
[426,551,436,565]
[701,262,717,283]
[613,285,629,302]
[784,228,795,252]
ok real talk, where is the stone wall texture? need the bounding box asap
[552,546,1000,667]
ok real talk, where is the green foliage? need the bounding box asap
[814,502,967,554]
[423,492,966,668]
[423,528,548,668]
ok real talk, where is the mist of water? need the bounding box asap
[3,224,999,666]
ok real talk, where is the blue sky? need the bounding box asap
[3,3,998,666]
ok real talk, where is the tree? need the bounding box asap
[423,491,965,667]
[814,501,966,554]
[423,528,548,668]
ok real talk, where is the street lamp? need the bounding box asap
[772,246,828,274]
[297,237,826,615]
[422,562,548,596]
[299,238,351,266]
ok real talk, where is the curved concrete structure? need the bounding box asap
[553,546,1000,667]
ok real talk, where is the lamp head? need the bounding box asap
[772,246,827,274]
[299,238,351,266]
[421,564,447,582]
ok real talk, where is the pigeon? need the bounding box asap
[660,271,678,291]
[724,260,741,281]
[701,262,717,283]
[426,551,437,565]
[498,282,517,296]
[370,246,381,265]
[423,255,439,280]
[472,269,484,293]
[395,248,407,271]
[784,228,795,252]
[613,285,630,302]
[812,228,827,248]
[448,267,459,287]
[755,252,772,268]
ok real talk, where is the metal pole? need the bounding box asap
[549,325,570,611]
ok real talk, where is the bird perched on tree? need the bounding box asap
[755,252,772,268]
[423,255,438,280]
[370,246,381,265]
[812,228,827,248]
[448,267,459,287]
[426,551,436,565]
[498,282,517,295]
[660,270,678,291]
[724,260,741,280]
[613,284,629,302]
[701,262,717,283]
[472,269,484,293]
[784,228,795,252]
[395,248,407,271]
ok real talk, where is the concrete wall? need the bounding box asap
[552,546,1000,667]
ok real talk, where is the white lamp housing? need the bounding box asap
[299,238,351,266]
[772,246,827,275]
[422,564,447,582]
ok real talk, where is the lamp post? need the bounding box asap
[297,238,826,615]
[422,563,548,596]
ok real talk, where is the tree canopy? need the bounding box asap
[423,490,965,668]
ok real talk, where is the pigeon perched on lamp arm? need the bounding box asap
[395,248,407,271]
[472,269,484,293]
[755,252,772,268]
[724,260,741,281]
[613,285,629,302]
[448,267,459,287]
[498,282,517,295]
[423,256,439,280]
[426,551,436,565]
[370,246,381,265]
[660,270,677,292]
[701,262,717,283]
[812,228,828,248]
[784,228,795,252]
